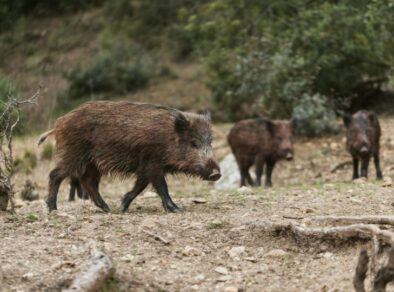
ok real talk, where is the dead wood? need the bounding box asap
[141,228,171,245]
[63,241,113,292]
[249,220,394,245]
[353,248,369,292]
[330,160,352,173]
[310,216,394,227]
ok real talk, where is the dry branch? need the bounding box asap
[141,228,171,245]
[63,241,113,292]
[310,216,394,227]
[353,248,369,292]
[331,160,352,173]
[249,220,394,245]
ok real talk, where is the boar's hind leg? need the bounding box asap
[150,175,181,213]
[352,157,359,180]
[374,153,383,180]
[265,160,276,188]
[120,176,149,212]
[80,165,110,212]
[47,167,67,212]
[360,157,370,178]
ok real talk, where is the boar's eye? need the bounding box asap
[190,140,200,148]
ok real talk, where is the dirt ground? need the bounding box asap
[2,117,394,292]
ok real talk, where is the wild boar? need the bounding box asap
[38,101,221,213]
[228,118,296,187]
[343,110,383,180]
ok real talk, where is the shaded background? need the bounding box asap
[0,0,393,136]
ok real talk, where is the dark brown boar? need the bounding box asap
[38,101,221,213]
[228,118,296,187]
[343,110,383,180]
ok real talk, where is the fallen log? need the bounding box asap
[63,241,113,292]
[310,216,394,227]
[249,220,394,245]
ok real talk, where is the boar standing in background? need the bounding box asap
[228,118,296,187]
[343,110,383,180]
[38,101,221,213]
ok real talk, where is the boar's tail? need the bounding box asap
[37,129,54,146]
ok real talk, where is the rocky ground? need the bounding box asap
[2,117,394,292]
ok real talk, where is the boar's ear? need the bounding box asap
[266,120,276,135]
[174,113,190,134]
[343,112,352,128]
[290,118,298,132]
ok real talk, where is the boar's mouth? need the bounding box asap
[285,153,294,161]
[205,169,221,181]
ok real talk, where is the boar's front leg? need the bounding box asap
[265,160,276,188]
[150,175,181,213]
[373,153,383,180]
[360,157,370,178]
[352,156,359,180]
[120,175,149,212]
[255,158,264,187]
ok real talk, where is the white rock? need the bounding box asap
[192,274,206,284]
[227,246,246,260]
[224,286,238,292]
[353,177,367,184]
[214,266,229,275]
[192,198,207,204]
[183,246,200,256]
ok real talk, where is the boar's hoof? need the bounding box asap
[377,172,383,180]
[46,201,57,212]
[163,203,182,213]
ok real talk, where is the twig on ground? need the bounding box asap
[141,228,171,245]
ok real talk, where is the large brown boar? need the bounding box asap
[228,118,296,187]
[343,110,383,180]
[38,101,221,213]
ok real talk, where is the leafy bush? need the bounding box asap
[64,42,155,100]
[292,94,339,137]
[13,151,37,174]
[40,143,54,160]
[186,0,394,134]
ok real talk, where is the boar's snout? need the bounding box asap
[285,152,294,161]
[203,159,221,181]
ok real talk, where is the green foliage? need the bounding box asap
[13,151,37,174]
[64,41,155,100]
[40,143,54,160]
[293,94,339,137]
[186,0,394,134]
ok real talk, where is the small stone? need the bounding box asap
[237,186,254,195]
[120,254,134,262]
[214,266,229,275]
[192,198,207,204]
[245,257,257,263]
[192,274,206,284]
[217,275,233,282]
[265,249,291,258]
[227,246,246,260]
[22,272,34,281]
[322,252,334,259]
[382,177,392,187]
[224,286,238,292]
[183,246,200,256]
[305,208,315,214]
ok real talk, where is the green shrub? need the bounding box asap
[64,42,155,100]
[292,94,339,137]
[13,150,37,174]
[40,143,54,160]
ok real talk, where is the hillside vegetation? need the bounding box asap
[0,0,393,136]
